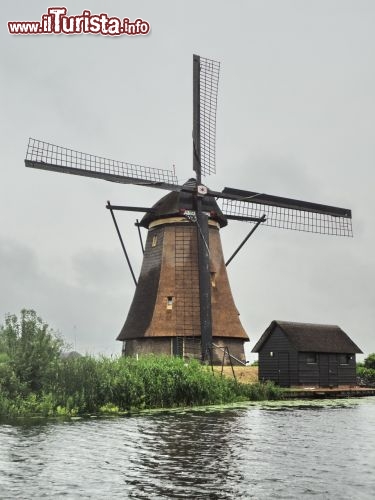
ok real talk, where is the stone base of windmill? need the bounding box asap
[121,337,247,366]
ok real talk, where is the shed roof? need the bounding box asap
[252,320,362,353]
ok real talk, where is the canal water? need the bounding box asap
[1,398,375,499]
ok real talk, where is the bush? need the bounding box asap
[0,362,27,398]
[244,381,283,400]
[357,365,375,387]
[0,309,65,393]
[364,353,375,370]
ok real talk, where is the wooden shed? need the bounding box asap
[252,321,362,387]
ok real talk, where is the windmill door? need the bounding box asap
[277,352,290,387]
[172,337,184,357]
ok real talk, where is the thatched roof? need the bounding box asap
[252,320,362,353]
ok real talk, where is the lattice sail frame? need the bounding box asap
[25,138,179,185]
[220,198,353,237]
[199,56,220,177]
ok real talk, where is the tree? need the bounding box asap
[364,353,375,370]
[0,309,65,392]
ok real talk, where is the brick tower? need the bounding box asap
[117,180,249,363]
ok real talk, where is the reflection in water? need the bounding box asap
[129,410,243,498]
[1,399,375,499]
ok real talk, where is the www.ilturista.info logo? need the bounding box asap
[8,7,150,36]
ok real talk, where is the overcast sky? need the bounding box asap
[1,1,374,360]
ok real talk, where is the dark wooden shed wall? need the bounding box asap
[298,352,356,387]
[258,326,299,387]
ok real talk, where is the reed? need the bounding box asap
[0,355,283,417]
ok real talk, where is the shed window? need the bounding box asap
[339,354,351,365]
[306,353,317,364]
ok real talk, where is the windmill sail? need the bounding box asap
[218,187,352,237]
[192,55,221,360]
[25,138,180,190]
[193,55,220,178]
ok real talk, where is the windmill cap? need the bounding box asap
[139,178,228,228]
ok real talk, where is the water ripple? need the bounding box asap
[1,399,375,499]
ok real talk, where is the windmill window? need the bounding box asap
[167,296,174,310]
[210,272,216,287]
[152,236,158,247]
[306,353,317,364]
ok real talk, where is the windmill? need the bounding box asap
[24,55,352,364]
